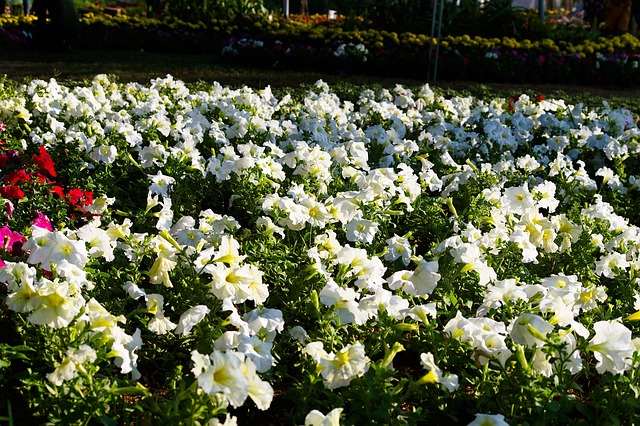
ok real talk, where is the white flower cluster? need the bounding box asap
[3,75,640,422]
[333,43,369,62]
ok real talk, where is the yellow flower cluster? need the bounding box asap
[0,14,37,27]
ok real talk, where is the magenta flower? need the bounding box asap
[32,212,53,231]
[0,225,26,256]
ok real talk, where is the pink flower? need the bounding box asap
[0,225,26,256]
[32,212,53,231]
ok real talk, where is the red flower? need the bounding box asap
[51,186,65,198]
[5,169,31,185]
[0,185,25,199]
[67,188,84,205]
[508,95,519,112]
[68,188,93,207]
[32,146,57,178]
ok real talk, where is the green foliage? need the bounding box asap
[166,0,269,23]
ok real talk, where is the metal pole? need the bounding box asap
[284,0,289,18]
[429,0,438,79]
[434,0,445,81]
[538,0,544,22]
[429,0,444,82]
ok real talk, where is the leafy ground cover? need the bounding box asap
[1,74,640,425]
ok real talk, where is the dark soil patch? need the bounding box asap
[3,48,640,99]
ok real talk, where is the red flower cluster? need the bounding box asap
[1,140,94,223]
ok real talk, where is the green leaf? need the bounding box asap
[98,415,119,426]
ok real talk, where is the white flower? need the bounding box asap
[304,341,370,390]
[76,220,116,262]
[148,314,177,335]
[175,305,210,335]
[191,349,249,408]
[467,413,510,426]
[210,263,262,304]
[595,252,630,279]
[319,280,367,325]
[256,216,285,239]
[477,278,527,317]
[509,313,554,349]
[46,345,97,386]
[86,195,115,214]
[587,320,635,374]
[240,356,274,410]
[91,144,118,164]
[242,307,285,340]
[23,229,89,271]
[344,218,379,244]
[407,259,441,296]
[384,234,412,266]
[289,326,308,344]
[237,335,275,373]
[305,408,343,426]
[501,183,535,215]
[213,235,246,267]
[28,278,85,329]
[207,414,238,426]
[418,352,459,393]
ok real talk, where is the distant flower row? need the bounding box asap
[2,13,640,83]
[1,75,640,424]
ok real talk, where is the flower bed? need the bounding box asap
[3,11,640,85]
[1,76,640,424]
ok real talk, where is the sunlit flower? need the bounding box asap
[587,320,635,375]
[191,349,249,408]
[417,352,459,393]
[501,183,535,215]
[176,305,211,336]
[319,280,367,325]
[91,144,118,164]
[23,229,89,271]
[47,345,97,386]
[305,408,343,426]
[508,313,554,349]
[344,218,379,244]
[28,278,85,328]
[304,341,370,390]
[384,234,412,266]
